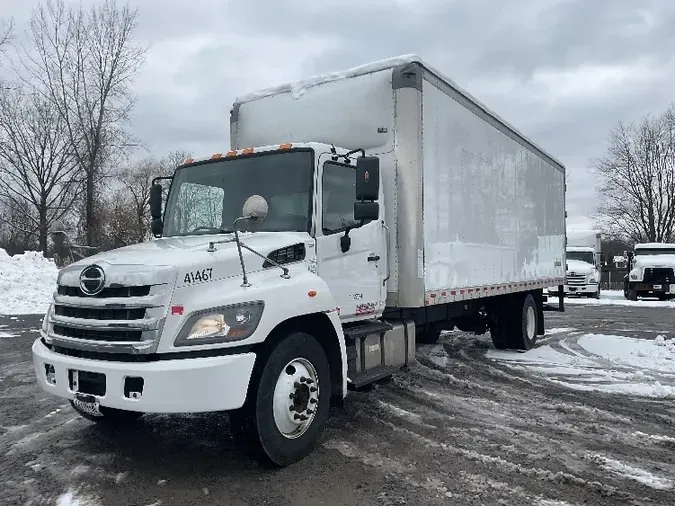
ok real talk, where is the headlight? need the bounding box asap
[174,301,264,347]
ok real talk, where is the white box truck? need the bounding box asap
[623,243,675,300]
[556,229,602,298]
[31,55,566,466]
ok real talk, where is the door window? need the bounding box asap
[322,161,366,235]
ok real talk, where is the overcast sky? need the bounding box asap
[3,0,675,229]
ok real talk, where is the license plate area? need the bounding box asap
[69,369,106,396]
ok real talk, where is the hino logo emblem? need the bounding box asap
[79,265,105,296]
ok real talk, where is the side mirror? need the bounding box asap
[355,156,380,201]
[150,183,163,220]
[241,195,269,227]
[354,201,379,221]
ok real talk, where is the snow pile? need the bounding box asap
[565,290,675,308]
[0,249,58,315]
[487,333,675,398]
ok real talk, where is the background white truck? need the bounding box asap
[560,229,602,298]
[32,55,566,466]
[624,243,675,301]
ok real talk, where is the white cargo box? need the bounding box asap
[231,55,566,309]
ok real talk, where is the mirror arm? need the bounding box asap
[233,216,251,287]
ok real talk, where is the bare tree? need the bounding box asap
[21,0,146,246]
[0,198,38,254]
[0,18,12,52]
[116,149,191,242]
[595,104,675,244]
[0,86,81,254]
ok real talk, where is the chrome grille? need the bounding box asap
[53,325,143,342]
[643,268,675,284]
[47,283,171,355]
[57,285,151,298]
[566,274,586,286]
[54,304,146,320]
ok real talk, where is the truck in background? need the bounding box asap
[31,55,566,466]
[557,229,602,298]
[624,243,675,301]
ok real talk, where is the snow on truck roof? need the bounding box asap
[635,243,675,249]
[233,54,565,172]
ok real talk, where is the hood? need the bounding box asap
[633,254,675,269]
[566,259,595,275]
[58,232,313,289]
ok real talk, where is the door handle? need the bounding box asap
[367,254,380,262]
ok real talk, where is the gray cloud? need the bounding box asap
[6,0,675,228]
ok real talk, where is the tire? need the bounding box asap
[511,294,538,350]
[627,288,638,301]
[69,400,142,426]
[489,306,511,350]
[232,331,331,467]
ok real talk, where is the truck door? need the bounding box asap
[315,160,386,320]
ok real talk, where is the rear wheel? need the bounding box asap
[489,294,539,351]
[231,331,331,467]
[626,288,638,301]
[69,400,142,426]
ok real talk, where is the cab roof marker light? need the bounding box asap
[226,151,237,157]
[183,158,194,164]
[211,153,222,159]
[279,143,292,150]
[242,147,254,154]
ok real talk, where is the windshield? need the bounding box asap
[567,250,594,264]
[163,150,313,237]
[635,248,675,256]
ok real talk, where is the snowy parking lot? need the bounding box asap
[1,292,675,506]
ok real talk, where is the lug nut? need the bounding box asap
[300,376,308,383]
[306,409,314,415]
[309,398,317,404]
[305,378,315,384]
[294,414,301,420]
[289,393,295,399]
[310,386,317,392]
[299,415,308,421]
[289,405,296,412]
[294,382,301,389]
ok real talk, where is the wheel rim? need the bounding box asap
[272,357,320,440]
[526,305,536,340]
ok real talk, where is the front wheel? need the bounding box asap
[232,331,331,467]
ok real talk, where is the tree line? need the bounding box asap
[0,0,191,256]
[1,1,674,256]
[595,104,675,245]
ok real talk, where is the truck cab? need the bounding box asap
[624,243,675,301]
[563,246,601,298]
[32,141,404,467]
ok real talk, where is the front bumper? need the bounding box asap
[630,282,675,294]
[32,339,256,413]
[547,284,599,295]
